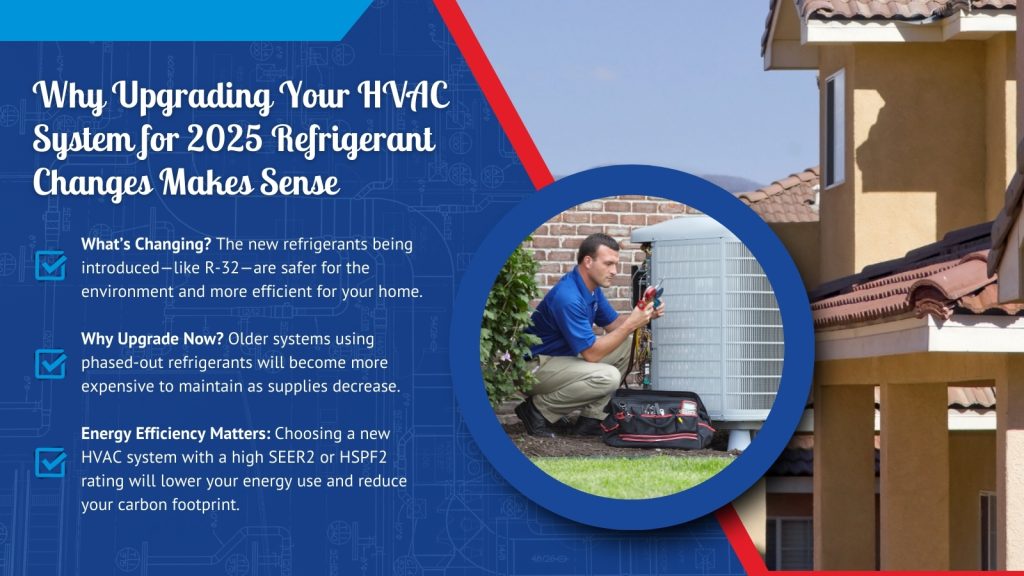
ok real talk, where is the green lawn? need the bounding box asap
[532,455,733,499]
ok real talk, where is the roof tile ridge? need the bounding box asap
[737,166,820,203]
[810,283,913,310]
[907,256,993,304]
[852,259,959,291]
[814,300,912,328]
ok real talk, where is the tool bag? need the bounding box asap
[600,389,715,449]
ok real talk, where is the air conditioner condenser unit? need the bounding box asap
[632,215,783,449]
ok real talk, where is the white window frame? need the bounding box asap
[824,69,845,189]
[766,516,814,570]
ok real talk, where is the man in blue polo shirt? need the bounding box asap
[516,233,663,437]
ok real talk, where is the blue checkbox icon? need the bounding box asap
[35,349,67,380]
[35,250,67,281]
[35,447,67,478]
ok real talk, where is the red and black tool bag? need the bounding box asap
[600,389,715,450]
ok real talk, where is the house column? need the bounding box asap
[997,355,1024,569]
[879,381,949,570]
[813,382,876,569]
[734,479,766,557]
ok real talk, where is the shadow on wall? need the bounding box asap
[854,43,987,239]
[772,221,819,290]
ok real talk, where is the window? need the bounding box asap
[825,69,845,188]
[981,492,997,570]
[766,518,813,570]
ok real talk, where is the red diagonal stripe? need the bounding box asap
[433,0,554,191]
[716,504,768,576]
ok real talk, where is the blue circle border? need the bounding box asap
[451,165,814,530]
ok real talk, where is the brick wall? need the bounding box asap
[527,195,695,312]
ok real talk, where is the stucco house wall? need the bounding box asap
[817,37,1016,282]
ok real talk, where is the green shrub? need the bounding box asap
[481,242,541,407]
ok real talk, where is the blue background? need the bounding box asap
[0,1,749,574]
[1,0,373,40]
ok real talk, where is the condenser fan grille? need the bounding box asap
[649,235,782,421]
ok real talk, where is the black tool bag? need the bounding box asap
[600,389,715,450]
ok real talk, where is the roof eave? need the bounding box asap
[816,314,1024,361]
[802,9,1015,44]
[764,0,819,70]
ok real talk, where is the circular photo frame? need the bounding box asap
[452,165,813,530]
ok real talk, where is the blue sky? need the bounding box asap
[460,1,819,187]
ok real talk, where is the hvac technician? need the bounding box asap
[516,233,664,437]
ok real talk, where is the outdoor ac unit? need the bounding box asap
[632,215,783,424]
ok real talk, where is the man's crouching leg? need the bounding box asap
[571,335,633,435]
[521,355,621,437]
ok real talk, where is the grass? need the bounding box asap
[532,455,733,499]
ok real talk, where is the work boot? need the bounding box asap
[572,416,605,437]
[514,397,556,438]
[550,416,575,435]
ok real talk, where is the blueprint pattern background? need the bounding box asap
[0,1,745,574]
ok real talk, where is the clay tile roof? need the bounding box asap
[763,0,1016,55]
[769,445,815,476]
[736,167,819,223]
[948,386,997,410]
[872,386,996,410]
[810,222,1024,329]
[769,434,880,477]
[800,0,1013,20]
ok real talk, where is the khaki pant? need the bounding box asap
[528,335,632,422]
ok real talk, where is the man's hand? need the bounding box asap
[624,303,655,331]
[580,303,665,363]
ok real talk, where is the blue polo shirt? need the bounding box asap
[528,267,620,357]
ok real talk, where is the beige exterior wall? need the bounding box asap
[997,354,1024,569]
[818,45,857,282]
[734,479,767,556]
[815,352,1011,569]
[817,36,1016,282]
[1019,7,1024,145]
[771,222,820,290]
[879,381,950,570]
[949,431,997,570]
[1005,8,1024,304]
[987,34,1018,220]
[813,383,876,570]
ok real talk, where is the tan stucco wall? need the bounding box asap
[813,383,876,569]
[997,355,1024,569]
[771,222,820,290]
[949,431,997,570]
[879,381,950,570]
[1019,7,1024,144]
[817,36,1015,283]
[987,34,1018,221]
[853,41,987,273]
[734,479,767,556]
[818,45,857,282]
